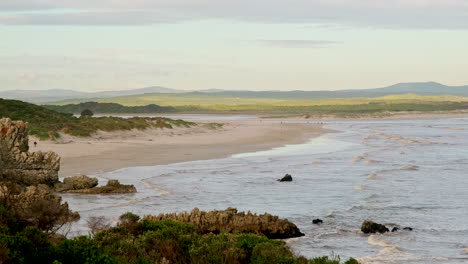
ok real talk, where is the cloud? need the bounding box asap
[2,0,468,10]
[0,10,185,25]
[256,40,343,48]
[0,0,468,29]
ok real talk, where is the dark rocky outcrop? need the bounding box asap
[144,207,305,239]
[391,227,399,232]
[0,183,79,232]
[312,219,323,224]
[361,220,389,234]
[278,174,293,182]
[403,227,413,231]
[55,175,98,192]
[65,180,136,194]
[0,118,60,186]
[0,118,79,231]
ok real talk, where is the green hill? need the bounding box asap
[0,98,193,139]
[4,82,468,104]
[44,101,178,114]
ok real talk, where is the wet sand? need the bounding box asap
[32,119,331,177]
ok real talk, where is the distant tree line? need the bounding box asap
[44,102,179,114]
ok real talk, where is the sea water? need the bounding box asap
[61,118,468,264]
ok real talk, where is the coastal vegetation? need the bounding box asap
[45,101,178,114]
[0,204,358,264]
[0,118,357,263]
[0,98,194,140]
[46,93,468,117]
[56,92,468,108]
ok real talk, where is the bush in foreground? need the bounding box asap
[0,207,359,264]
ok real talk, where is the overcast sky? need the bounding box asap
[1,0,468,91]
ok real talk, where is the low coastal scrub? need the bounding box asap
[0,206,358,264]
[44,101,178,114]
[46,97,468,116]
[0,98,194,139]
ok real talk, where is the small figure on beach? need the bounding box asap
[33,141,37,147]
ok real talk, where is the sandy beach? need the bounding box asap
[31,119,331,177]
[30,111,468,178]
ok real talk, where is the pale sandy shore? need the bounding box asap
[31,119,332,178]
[30,112,468,178]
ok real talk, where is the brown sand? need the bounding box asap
[31,119,332,177]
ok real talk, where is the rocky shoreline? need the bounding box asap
[145,207,305,239]
[0,118,60,186]
[0,118,304,239]
[0,118,136,195]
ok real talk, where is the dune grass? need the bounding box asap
[0,98,194,140]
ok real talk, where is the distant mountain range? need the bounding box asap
[0,86,183,104]
[1,82,467,104]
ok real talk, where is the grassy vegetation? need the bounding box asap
[5,93,466,140]
[44,101,178,114]
[202,123,225,130]
[51,93,468,115]
[0,206,359,264]
[81,93,468,107]
[0,98,194,140]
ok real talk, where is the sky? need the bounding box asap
[1,0,468,92]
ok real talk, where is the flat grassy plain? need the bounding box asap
[54,93,468,116]
[90,93,468,107]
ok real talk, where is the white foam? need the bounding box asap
[232,136,356,158]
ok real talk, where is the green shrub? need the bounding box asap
[80,109,94,118]
[0,203,359,264]
[55,236,115,264]
[309,254,359,264]
[0,228,55,264]
[139,219,195,236]
[139,220,197,260]
[250,242,295,264]
[119,212,140,224]
[235,233,273,252]
[310,256,340,264]
[343,258,359,264]
[0,205,19,234]
[189,232,246,264]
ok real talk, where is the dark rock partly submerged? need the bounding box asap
[312,218,323,224]
[144,207,305,239]
[361,220,389,234]
[64,180,136,194]
[55,175,98,192]
[278,174,293,182]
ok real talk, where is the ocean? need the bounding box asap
[61,118,468,263]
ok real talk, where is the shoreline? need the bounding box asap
[31,112,468,178]
[32,119,333,178]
